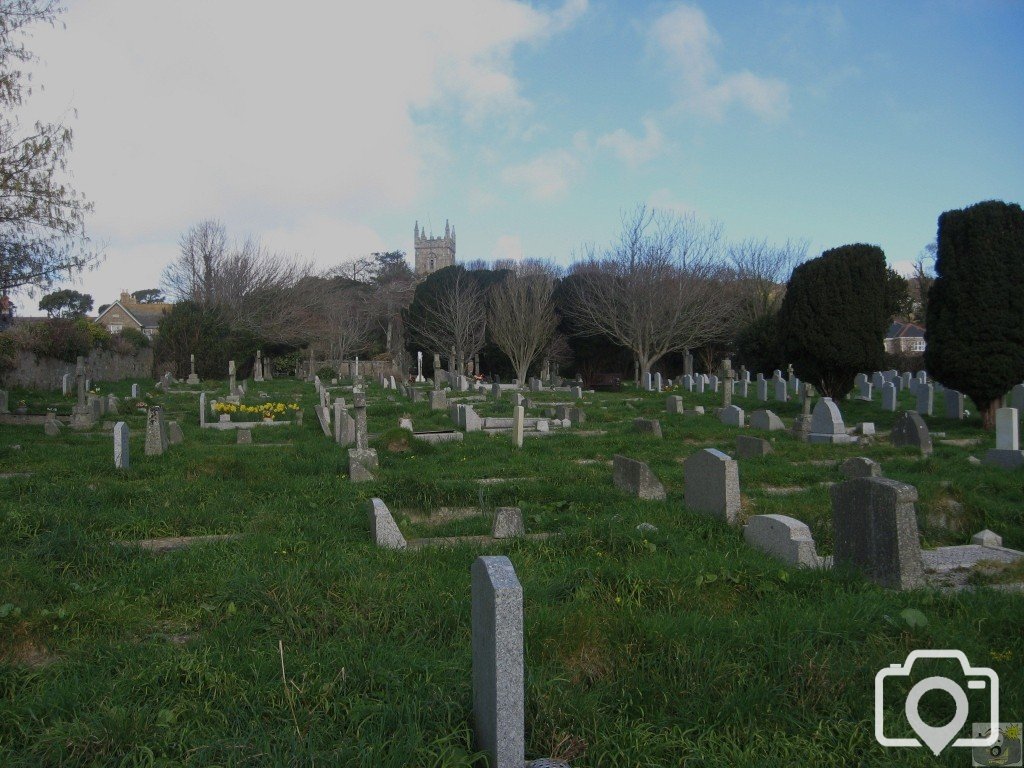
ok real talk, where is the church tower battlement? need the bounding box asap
[414,220,456,277]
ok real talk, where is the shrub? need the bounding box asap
[119,328,150,350]
[316,366,336,381]
[0,333,16,372]
[777,244,891,399]
[926,200,1024,428]
[30,319,92,362]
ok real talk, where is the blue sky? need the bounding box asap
[17,0,1024,309]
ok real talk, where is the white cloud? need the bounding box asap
[647,188,696,217]
[650,3,790,121]
[14,0,586,307]
[597,117,666,166]
[501,148,583,200]
[492,234,525,262]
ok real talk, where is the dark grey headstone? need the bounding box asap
[890,411,932,455]
[612,455,666,500]
[736,435,772,458]
[830,476,924,590]
[683,448,740,524]
[632,418,662,438]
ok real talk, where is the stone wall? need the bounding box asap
[1,347,153,390]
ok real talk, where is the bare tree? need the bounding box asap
[488,269,558,384]
[561,205,733,378]
[727,237,806,326]
[162,220,318,345]
[405,267,486,373]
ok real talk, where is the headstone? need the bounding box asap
[106,394,119,416]
[348,448,379,482]
[471,556,524,768]
[944,389,965,420]
[890,411,933,455]
[512,405,524,448]
[736,435,771,458]
[972,529,1002,548]
[632,418,662,438]
[720,404,744,427]
[113,422,129,469]
[571,385,583,400]
[773,377,788,403]
[653,373,662,392]
[353,392,369,449]
[744,514,821,568]
[61,373,72,396]
[130,383,139,398]
[429,390,447,411]
[44,411,61,436]
[228,360,237,395]
[756,376,768,402]
[681,374,693,392]
[199,392,207,428]
[750,409,784,431]
[858,379,873,401]
[683,449,740,525]
[695,376,705,395]
[642,372,652,392]
[737,379,749,398]
[336,407,355,447]
[314,404,332,437]
[368,498,406,549]
[1012,383,1024,411]
[808,398,854,444]
[881,382,897,412]
[463,405,482,432]
[612,455,666,500]
[167,421,184,445]
[829,477,924,590]
[144,408,165,456]
[915,383,933,417]
[188,353,200,385]
[840,457,882,479]
[237,429,252,444]
[666,395,684,414]
[492,507,525,539]
[901,372,912,391]
[983,407,1024,469]
[707,375,719,392]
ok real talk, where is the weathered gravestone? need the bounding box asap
[167,421,184,445]
[237,429,252,444]
[512,406,525,449]
[829,476,924,590]
[744,514,821,568]
[471,556,524,768]
[983,407,1024,469]
[144,407,166,456]
[890,411,933,455]
[44,411,61,436]
[106,394,119,416]
[653,373,662,392]
[492,507,525,539]
[666,395,684,414]
[736,435,772,458]
[199,392,207,428]
[774,376,788,403]
[187,353,200,385]
[808,398,854,444]
[113,422,129,469]
[944,389,965,420]
[642,372,652,392]
[368,498,406,549]
[130,383,139,398]
[429,390,447,411]
[915,383,934,417]
[840,456,882,479]
[750,409,785,432]
[314,404,332,437]
[612,455,666,500]
[61,373,71,396]
[720,404,744,427]
[881,382,897,412]
[1012,383,1024,411]
[633,418,662,438]
[683,449,740,524]
[756,374,767,402]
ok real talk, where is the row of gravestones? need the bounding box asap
[612,447,1012,590]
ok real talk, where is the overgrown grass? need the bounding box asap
[1,377,1021,766]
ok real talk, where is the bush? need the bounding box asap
[154,302,260,380]
[30,319,92,362]
[76,319,111,350]
[926,200,1024,428]
[0,333,15,372]
[119,328,150,350]
[316,366,336,381]
[777,244,891,399]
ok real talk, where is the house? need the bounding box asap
[885,320,926,355]
[95,291,173,337]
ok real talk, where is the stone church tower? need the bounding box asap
[414,220,456,277]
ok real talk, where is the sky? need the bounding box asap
[13,0,1024,311]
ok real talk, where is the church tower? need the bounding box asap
[414,220,456,277]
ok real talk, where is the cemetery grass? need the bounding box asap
[1,380,1022,767]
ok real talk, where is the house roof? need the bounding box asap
[96,300,168,329]
[886,321,926,339]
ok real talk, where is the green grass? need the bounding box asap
[1,377,1022,766]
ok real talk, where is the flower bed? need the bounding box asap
[212,401,300,422]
